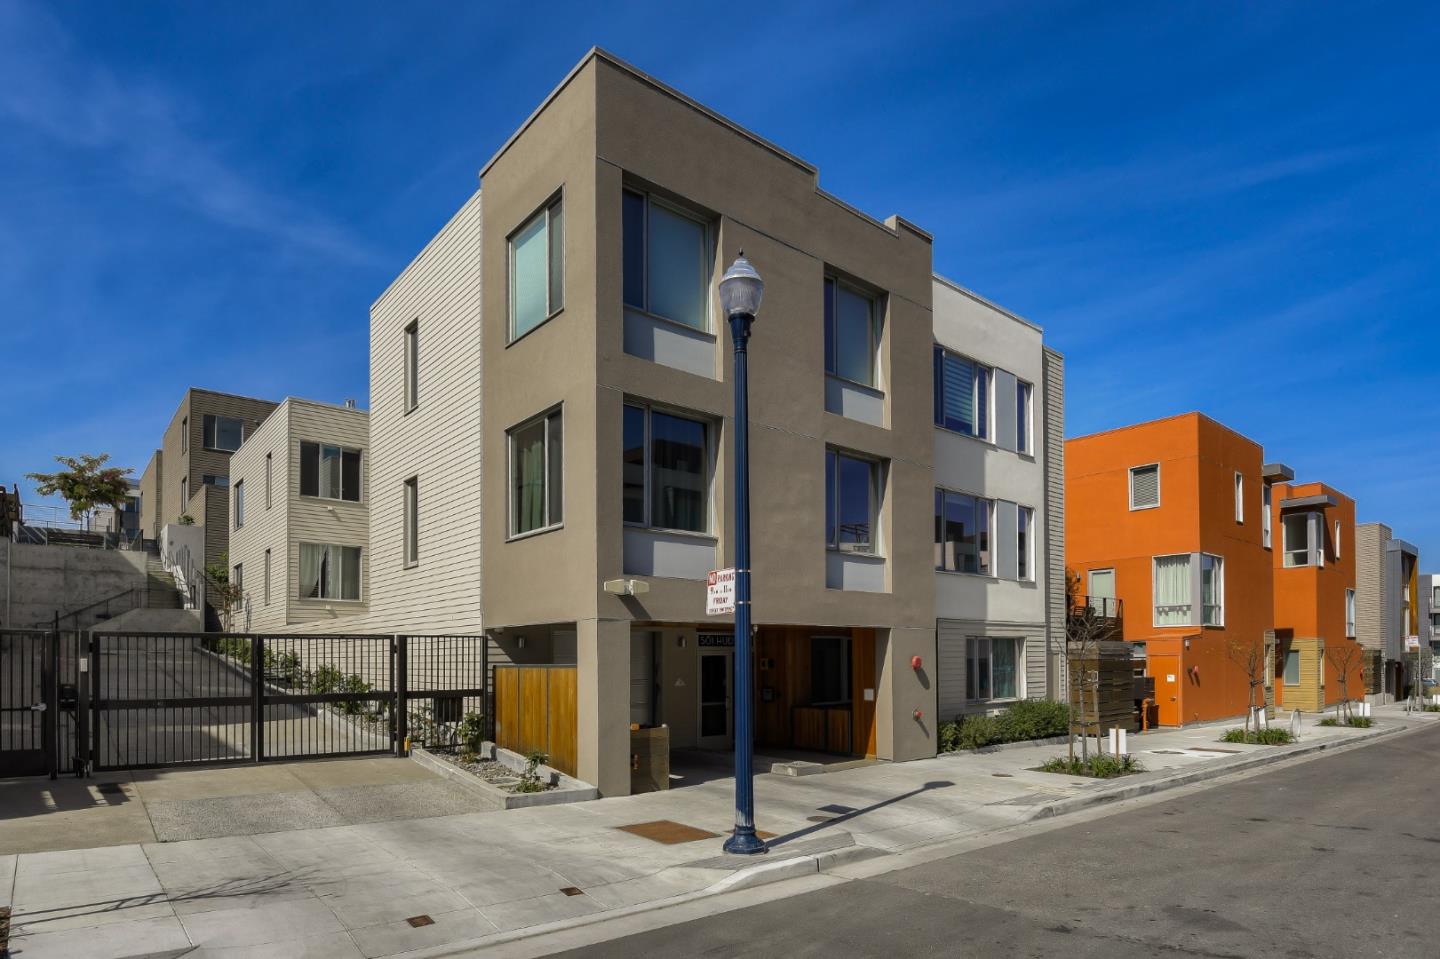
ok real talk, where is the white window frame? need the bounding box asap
[1016,380,1033,454]
[1334,520,1341,560]
[1283,647,1301,686]
[932,345,992,441]
[1346,588,1356,638]
[1234,472,1244,524]
[1017,505,1035,582]
[299,442,363,503]
[1282,511,1312,568]
[965,636,1024,703]
[404,319,419,413]
[934,488,995,576]
[827,448,882,556]
[622,188,713,333]
[1152,552,1193,627]
[1262,483,1272,549]
[203,414,244,452]
[233,479,245,529]
[507,194,564,342]
[403,476,419,568]
[824,276,882,391]
[622,402,713,535]
[506,407,564,539]
[1129,463,1161,510]
[1200,552,1224,627]
[298,543,363,602]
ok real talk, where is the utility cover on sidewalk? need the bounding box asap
[615,820,720,844]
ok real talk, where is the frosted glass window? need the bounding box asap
[510,198,563,339]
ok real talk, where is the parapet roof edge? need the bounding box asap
[933,273,1043,334]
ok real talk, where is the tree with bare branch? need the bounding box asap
[1065,569,1110,762]
[1326,643,1366,722]
[1227,636,1267,736]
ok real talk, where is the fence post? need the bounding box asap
[394,636,408,756]
[89,633,100,774]
[45,617,59,780]
[75,631,89,778]
[251,634,264,762]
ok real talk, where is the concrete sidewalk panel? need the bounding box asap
[478,889,605,933]
[349,907,498,959]
[8,914,192,959]
[178,895,345,948]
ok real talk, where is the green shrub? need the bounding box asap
[1220,727,1294,745]
[938,699,1069,752]
[1320,715,1372,727]
[1424,704,1440,713]
[340,674,373,714]
[1038,754,1143,778]
[310,664,343,694]
[459,711,486,752]
[514,750,550,793]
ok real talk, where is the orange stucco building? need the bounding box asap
[1270,480,1367,710]
[1066,414,1274,726]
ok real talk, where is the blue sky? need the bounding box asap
[2,1,1436,560]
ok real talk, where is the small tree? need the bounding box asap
[1326,643,1365,721]
[1065,570,1111,762]
[1227,636,1267,736]
[26,454,132,527]
[206,552,244,631]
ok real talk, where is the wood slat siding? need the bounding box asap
[199,485,229,569]
[286,401,370,626]
[229,406,290,633]
[493,665,578,776]
[365,191,484,633]
[1043,347,1066,702]
[139,450,162,539]
[1284,637,1325,712]
[1354,523,1385,654]
[936,618,1047,721]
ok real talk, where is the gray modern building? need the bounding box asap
[1354,522,1421,700]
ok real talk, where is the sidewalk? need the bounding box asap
[4,707,1432,959]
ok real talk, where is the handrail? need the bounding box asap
[36,586,141,630]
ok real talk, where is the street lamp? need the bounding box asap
[718,252,766,856]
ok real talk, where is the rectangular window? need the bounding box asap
[1262,483,1272,548]
[1200,553,1224,626]
[203,414,244,452]
[1282,513,1311,567]
[509,197,564,340]
[1234,472,1244,524]
[202,474,228,486]
[232,563,242,595]
[180,477,188,510]
[181,416,188,453]
[1283,648,1301,685]
[1130,464,1160,510]
[508,409,563,536]
[298,543,361,601]
[233,479,245,529]
[403,476,419,567]
[810,636,852,705]
[1017,506,1034,581]
[404,319,419,412]
[263,549,271,606]
[299,442,362,502]
[1154,553,1192,626]
[1346,588,1356,638]
[265,453,272,509]
[825,277,881,389]
[934,489,993,575]
[1334,520,1341,560]
[932,346,990,439]
[826,450,878,553]
[623,404,709,533]
[967,637,1022,701]
[1016,381,1033,454]
[623,190,710,331]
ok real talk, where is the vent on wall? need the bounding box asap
[1130,464,1160,510]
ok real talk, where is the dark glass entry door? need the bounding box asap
[698,650,732,748]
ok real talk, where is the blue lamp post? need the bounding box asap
[719,252,766,856]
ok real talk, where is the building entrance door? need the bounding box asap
[697,650,733,749]
[1149,652,1182,726]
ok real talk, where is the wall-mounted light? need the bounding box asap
[603,578,650,596]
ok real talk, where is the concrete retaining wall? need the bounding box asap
[0,540,147,628]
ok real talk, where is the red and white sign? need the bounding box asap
[1405,635,1421,651]
[706,568,736,616]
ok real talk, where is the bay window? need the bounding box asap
[934,489,992,575]
[933,346,990,439]
[825,277,880,388]
[623,404,710,533]
[623,190,710,331]
[967,637,1022,701]
[299,543,361,601]
[508,409,563,536]
[300,442,362,502]
[1153,554,1192,626]
[1283,512,1312,567]
[826,450,878,553]
[1201,553,1224,626]
[509,196,564,340]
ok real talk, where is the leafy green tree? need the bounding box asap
[26,454,132,522]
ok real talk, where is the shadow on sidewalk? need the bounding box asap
[766,780,955,849]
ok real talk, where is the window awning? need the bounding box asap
[1279,494,1337,510]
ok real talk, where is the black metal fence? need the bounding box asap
[0,630,489,777]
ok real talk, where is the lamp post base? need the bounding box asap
[723,827,767,856]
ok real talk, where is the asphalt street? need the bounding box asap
[555,723,1440,959]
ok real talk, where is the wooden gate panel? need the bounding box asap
[492,666,577,778]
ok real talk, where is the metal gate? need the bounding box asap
[81,631,488,772]
[1,630,56,777]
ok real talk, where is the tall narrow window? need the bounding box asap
[1130,464,1160,510]
[232,563,243,595]
[1234,472,1244,524]
[508,409,563,536]
[299,442,362,502]
[1283,648,1301,685]
[265,453,272,509]
[1016,381,1033,454]
[825,277,881,389]
[180,477,188,510]
[1154,554,1192,626]
[1262,483,1273,548]
[299,543,362,600]
[1346,588,1356,638]
[623,190,709,330]
[181,416,188,453]
[622,404,710,533]
[1334,520,1341,560]
[233,479,245,529]
[826,450,879,554]
[1200,553,1224,626]
[404,319,419,412]
[509,197,564,340]
[1017,506,1034,581]
[403,476,419,567]
[934,489,992,575]
[1282,513,1311,567]
[263,549,271,605]
[932,346,990,439]
[203,414,244,451]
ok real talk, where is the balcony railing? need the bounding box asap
[1068,595,1124,641]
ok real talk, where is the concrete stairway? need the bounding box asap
[144,556,184,609]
